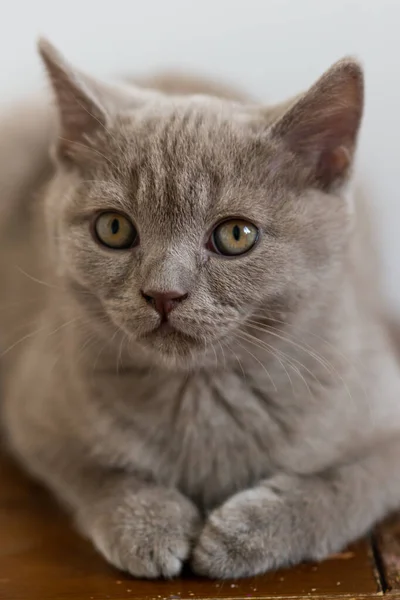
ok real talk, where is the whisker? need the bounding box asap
[250,312,364,373]
[0,323,44,358]
[92,328,120,372]
[232,335,278,393]
[236,331,299,395]
[74,330,102,364]
[210,343,219,370]
[247,318,334,372]
[15,265,93,297]
[116,332,127,376]
[217,339,227,370]
[251,312,369,401]
[221,338,246,381]
[0,315,83,359]
[243,320,355,404]
[237,330,314,399]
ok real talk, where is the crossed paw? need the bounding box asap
[84,476,335,579]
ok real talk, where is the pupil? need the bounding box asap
[111,219,120,235]
[233,224,241,241]
[232,225,240,242]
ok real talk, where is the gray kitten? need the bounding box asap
[1,39,400,579]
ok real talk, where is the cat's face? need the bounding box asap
[40,41,363,369]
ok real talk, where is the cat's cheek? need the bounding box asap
[65,245,136,299]
[205,262,270,308]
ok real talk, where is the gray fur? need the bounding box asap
[1,40,400,579]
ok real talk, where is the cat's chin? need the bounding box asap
[137,326,209,371]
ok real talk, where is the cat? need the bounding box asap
[1,38,400,580]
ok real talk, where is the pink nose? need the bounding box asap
[141,289,188,318]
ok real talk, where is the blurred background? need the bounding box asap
[0,0,399,310]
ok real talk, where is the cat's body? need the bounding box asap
[1,41,400,579]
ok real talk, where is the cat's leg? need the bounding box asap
[30,462,201,578]
[4,378,200,577]
[78,476,200,578]
[192,438,400,579]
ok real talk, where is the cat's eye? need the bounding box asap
[94,212,138,249]
[208,219,259,256]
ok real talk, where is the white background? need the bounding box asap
[0,0,399,310]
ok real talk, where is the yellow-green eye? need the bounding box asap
[209,219,259,256]
[94,212,138,249]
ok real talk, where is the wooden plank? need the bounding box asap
[375,516,400,598]
[0,453,383,600]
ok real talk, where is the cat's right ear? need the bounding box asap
[38,38,111,163]
[268,58,364,191]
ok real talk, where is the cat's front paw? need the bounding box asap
[81,487,201,578]
[192,476,328,579]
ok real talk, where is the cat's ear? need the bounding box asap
[269,58,364,189]
[38,38,112,162]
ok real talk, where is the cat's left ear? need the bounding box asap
[269,58,364,190]
[38,38,139,163]
[38,38,112,162]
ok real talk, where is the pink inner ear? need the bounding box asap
[271,59,363,189]
[316,145,352,187]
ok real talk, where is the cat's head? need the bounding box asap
[40,40,363,370]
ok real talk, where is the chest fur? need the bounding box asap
[84,370,287,508]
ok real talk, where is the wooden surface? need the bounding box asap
[0,452,398,600]
[375,516,400,596]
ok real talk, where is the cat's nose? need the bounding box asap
[141,289,188,318]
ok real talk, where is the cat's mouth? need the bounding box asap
[155,321,177,335]
[138,319,205,359]
[143,320,194,341]
[138,319,178,338]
